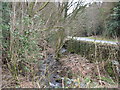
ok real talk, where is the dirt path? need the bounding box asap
[67,36,118,45]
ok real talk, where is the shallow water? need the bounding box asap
[38,54,63,88]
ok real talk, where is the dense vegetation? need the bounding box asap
[1,1,120,88]
[105,2,120,38]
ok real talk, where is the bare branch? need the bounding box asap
[35,2,49,13]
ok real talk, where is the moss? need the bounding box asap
[105,62,116,78]
[65,39,119,80]
[65,39,119,62]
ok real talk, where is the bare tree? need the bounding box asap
[40,0,87,59]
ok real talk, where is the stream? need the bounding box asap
[38,54,63,88]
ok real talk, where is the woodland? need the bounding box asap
[1,0,120,88]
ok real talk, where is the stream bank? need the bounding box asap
[64,37,119,85]
[37,49,118,88]
[2,39,119,88]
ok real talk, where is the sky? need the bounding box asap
[69,0,102,4]
[67,0,103,14]
[3,0,119,2]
